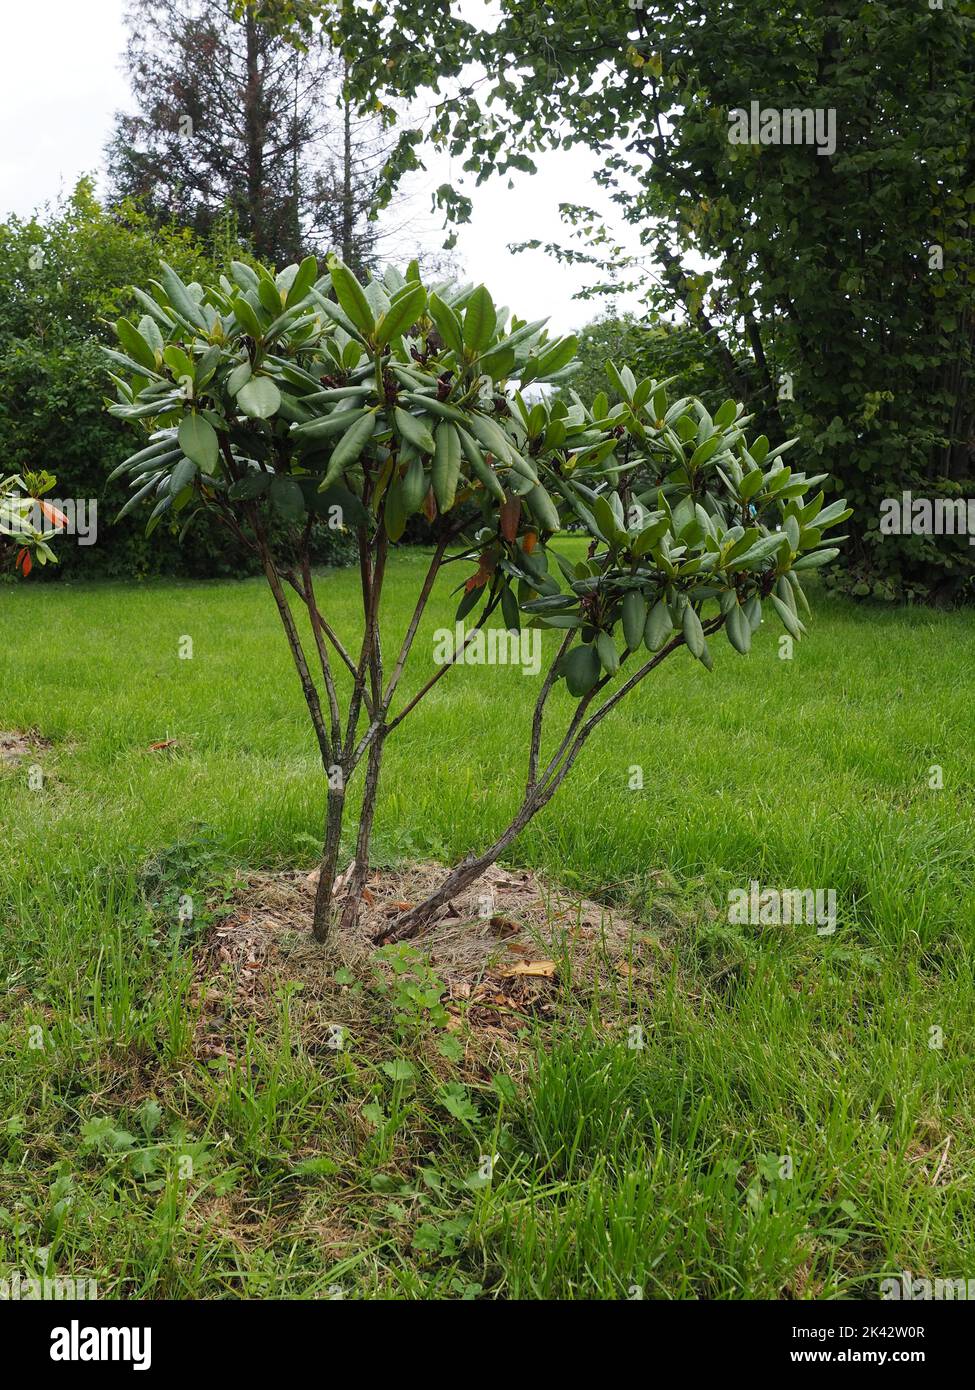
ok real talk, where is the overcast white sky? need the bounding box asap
[0,0,645,333]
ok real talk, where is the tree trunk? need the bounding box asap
[373,788,543,946]
[244,11,266,260]
[342,67,354,268]
[312,783,346,942]
[338,729,385,933]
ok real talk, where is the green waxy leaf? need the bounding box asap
[400,455,428,514]
[270,474,305,523]
[682,604,706,659]
[376,282,427,347]
[228,471,271,500]
[394,407,435,455]
[464,285,496,353]
[432,422,462,512]
[562,643,601,697]
[329,262,375,337]
[622,591,647,650]
[596,630,619,674]
[725,603,751,654]
[237,377,281,420]
[169,457,198,495]
[178,415,219,473]
[158,262,206,330]
[428,292,464,356]
[321,411,377,487]
[644,600,673,652]
[286,254,319,308]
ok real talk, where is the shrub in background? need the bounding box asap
[0,180,352,580]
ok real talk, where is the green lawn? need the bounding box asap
[1,547,974,1299]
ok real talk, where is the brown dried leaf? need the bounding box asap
[500,959,557,978]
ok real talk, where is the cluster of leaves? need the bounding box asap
[107,254,848,690]
[104,253,583,547]
[0,472,63,579]
[570,312,742,418]
[79,1102,220,1190]
[492,368,850,692]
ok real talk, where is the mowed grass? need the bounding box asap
[1,543,974,1299]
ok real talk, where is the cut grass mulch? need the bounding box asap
[192,861,658,1068]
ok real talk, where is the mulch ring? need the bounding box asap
[0,729,51,767]
[192,862,662,1064]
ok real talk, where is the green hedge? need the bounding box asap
[0,182,353,580]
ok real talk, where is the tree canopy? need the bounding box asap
[268,0,975,601]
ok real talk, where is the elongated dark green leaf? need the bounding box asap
[108,437,177,482]
[464,286,496,353]
[400,456,428,514]
[402,392,468,425]
[596,630,619,674]
[232,296,263,339]
[329,263,375,336]
[771,593,804,637]
[295,408,371,445]
[725,603,751,654]
[394,406,435,455]
[376,283,427,347]
[501,584,520,632]
[457,426,506,501]
[562,643,600,697]
[320,411,377,488]
[116,474,161,522]
[682,605,706,658]
[227,361,252,397]
[428,292,464,356]
[228,471,272,500]
[158,262,207,331]
[384,476,408,541]
[622,591,646,650]
[525,483,559,532]
[432,423,461,512]
[286,255,319,308]
[169,457,198,496]
[466,411,513,464]
[231,261,260,293]
[792,547,840,570]
[536,335,578,377]
[270,474,305,523]
[115,319,158,373]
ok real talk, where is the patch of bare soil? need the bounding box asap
[192,862,662,1066]
[0,729,50,767]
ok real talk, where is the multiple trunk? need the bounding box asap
[222,457,726,950]
[255,517,713,944]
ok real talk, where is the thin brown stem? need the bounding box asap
[384,579,504,735]
[300,552,343,754]
[376,621,724,945]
